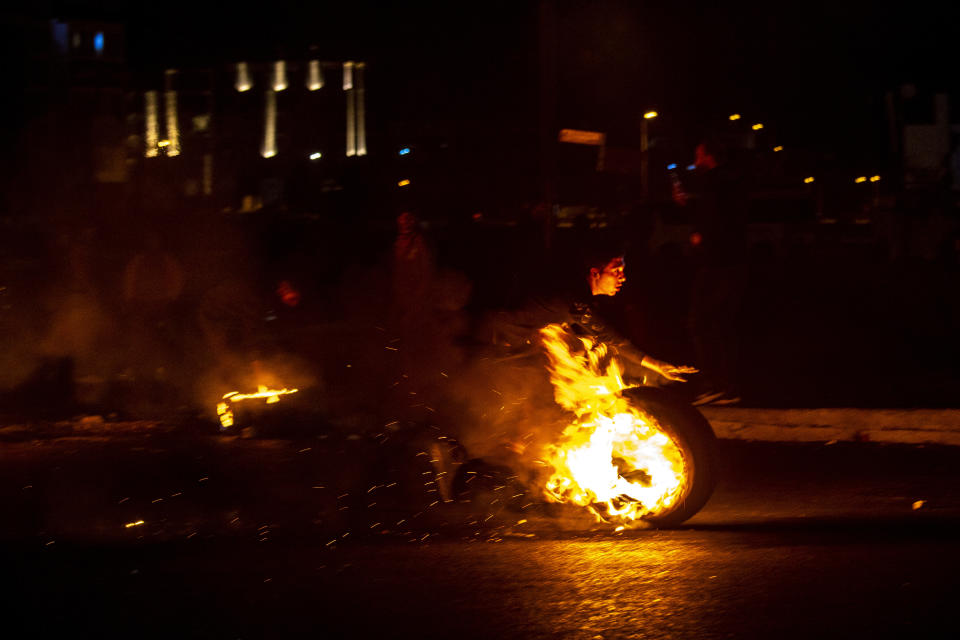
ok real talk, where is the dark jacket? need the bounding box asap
[487,288,646,375]
[684,165,748,267]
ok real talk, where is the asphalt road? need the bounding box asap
[3,432,960,639]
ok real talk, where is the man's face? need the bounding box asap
[591,257,626,296]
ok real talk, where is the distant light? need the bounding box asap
[355,63,367,156]
[157,140,170,147]
[729,114,741,121]
[343,61,354,91]
[124,520,145,528]
[773,145,783,152]
[51,20,69,54]
[751,123,764,131]
[686,164,696,171]
[307,60,323,91]
[144,91,159,157]
[869,175,881,182]
[803,176,815,184]
[164,87,181,156]
[344,62,356,156]
[397,179,411,187]
[309,152,322,160]
[399,147,411,156]
[643,111,658,119]
[666,163,677,170]
[854,176,867,183]
[235,62,252,92]
[261,90,277,158]
[272,61,288,91]
[93,32,104,55]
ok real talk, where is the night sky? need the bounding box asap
[6,1,960,166]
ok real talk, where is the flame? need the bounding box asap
[216,384,299,430]
[539,323,686,526]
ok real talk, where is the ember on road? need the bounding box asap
[3,433,959,638]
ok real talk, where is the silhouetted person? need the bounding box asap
[674,138,748,405]
[391,211,435,335]
[491,243,696,385]
[121,231,185,382]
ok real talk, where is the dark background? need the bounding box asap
[0,1,957,417]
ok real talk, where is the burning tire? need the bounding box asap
[622,386,718,527]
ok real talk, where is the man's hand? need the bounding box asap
[641,356,698,383]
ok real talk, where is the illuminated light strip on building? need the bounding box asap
[235,62,252,92]
[262,90,277,158]
[144,91,159,157]
[273,60,288,91]
[307,60,324,90]
[356,62,367,156]
[344,62,356,156]
[164,90,181,156]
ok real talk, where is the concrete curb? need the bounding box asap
[699,407,960,446]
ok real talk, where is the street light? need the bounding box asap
[773,145,783,152]
[855,176,867,183]
[751,123,764,131]
[729,114,741,121]
[803,176,815,184]
[641,111,658,200]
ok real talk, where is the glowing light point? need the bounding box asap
[164,87,181,156]
[804,176,815,184]
[666,163,677,170]
[643,111,658,119]
[855,176,867,183]
[751,123,764,131]
[869,175,881,182]
[235,62,252,92]
[342,61,354,90]
[272,60,288,91]
[399,147,411,156]
[124,520,145,528]
[94,32,104,55]
[144,91,159,157]
[773,145,783,152]
[307,60,324,91]
[398,179,411,187]
[309,151,322,160]
[261,90,277,158]
[686,164,696,171]
[729,113,741,121]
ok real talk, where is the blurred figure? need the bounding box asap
[120,230,185,381]
[674,138,748,405]
[391,211,435,334]
[36,226,114,410]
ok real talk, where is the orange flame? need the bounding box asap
[539,323,686,525]
[216,384,299,430]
